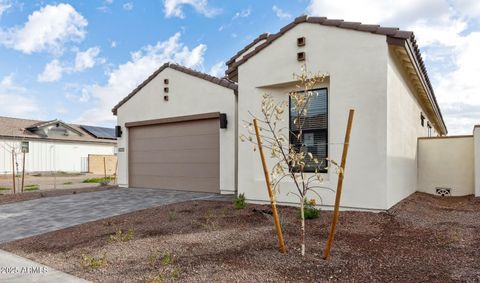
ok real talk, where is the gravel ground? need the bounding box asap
[0,173,106,192]
[1,192,479,282]
[0,185,118,205]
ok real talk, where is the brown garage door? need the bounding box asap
[128,118,219,193]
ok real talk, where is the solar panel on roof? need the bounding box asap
[81,125,116,140]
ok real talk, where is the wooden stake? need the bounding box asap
[103,157,107,180]
[21,152,26,193]
[113,158,118,184]
[253,119,286,253]
[11,151,16,194]
[323,109,355,260]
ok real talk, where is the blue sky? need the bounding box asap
[0,0,479,134]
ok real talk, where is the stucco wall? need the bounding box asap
[417,136,474,196]
[386,48,437,207]
[237,23,389,210]
[116,67,236,194]
[474,126,480,197]
[0,139,115,173]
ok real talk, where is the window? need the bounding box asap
[289,88,328,173]
[427,122,432,137]
[420,113,425,127]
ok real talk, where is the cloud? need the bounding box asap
[0,3,87,54]
[0,0,12,17]
[75,32,207,125]
[163,0,220,18]
[74,46,101,71]
[233,8,251,20]
[272,5,291,20]
[38,59,64,82]
[208,61,226,78]
[123,2,133,11]
[307,0,480,134]
[0,74,40,117]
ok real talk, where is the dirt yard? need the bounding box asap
[1,193,479,282]
[0,173,109,194]
[0,185,119,205]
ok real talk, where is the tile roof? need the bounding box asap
[0,116,117,144]
[112,62,238,115]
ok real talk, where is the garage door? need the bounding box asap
[128,118,219,193]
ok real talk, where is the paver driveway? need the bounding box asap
[0,188,226,244]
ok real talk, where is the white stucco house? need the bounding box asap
[0,117,116,173]
[113,16,480,210]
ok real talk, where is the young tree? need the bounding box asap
[242,66,341,256]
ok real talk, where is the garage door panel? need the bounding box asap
[129,118,220,193]
[130,120,219,139]
[129,148,219,164]
[129,134,218,151]
[131,175,218,193]
[130,162,219,178]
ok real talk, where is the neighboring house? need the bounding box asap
[113,16,479,210]
[0,117,117,173]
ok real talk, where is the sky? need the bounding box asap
[0,0,479,134]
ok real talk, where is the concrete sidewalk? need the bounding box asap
[0,249,89,282]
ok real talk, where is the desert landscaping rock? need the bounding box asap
[1,193,479,282]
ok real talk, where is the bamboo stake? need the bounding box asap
[11,151,16,194]
[21,152,26,193]
[323,109,355,260]
[253,119,286,253]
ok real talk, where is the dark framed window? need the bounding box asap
[420,113,425,127]
[289,88,328,173]
[427,122,432,137]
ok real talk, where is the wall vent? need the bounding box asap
[435,187,451,197]
[297,52,305,61]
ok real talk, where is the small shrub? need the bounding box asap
[0,187,11,191]
[24,184,39,191]
[110,227,134,242]
[147,250,160,268]
[82,177,114,184]
[170,267,181,278]
[299,198,320,220]
[63,182,73,185]
[234,193,246,209]
[81,253,108,269]
[168,211,177,221]
[161,253,173,266]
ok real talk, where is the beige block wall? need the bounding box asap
[474,126,480,197]
[88,154,118,175]
[417,136,475,196]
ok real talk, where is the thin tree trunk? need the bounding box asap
[11,151,16,194]
[21,152,25,193]
[301,199,305,256]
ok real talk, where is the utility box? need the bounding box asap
[21,141,29,153]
